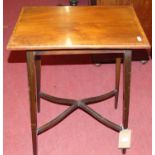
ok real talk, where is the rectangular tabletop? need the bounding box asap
[7,6,150,51]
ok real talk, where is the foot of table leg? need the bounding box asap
[115,58,121,109]
[35,55,41,113]
[26,51,38,155]
[122,148,126,154]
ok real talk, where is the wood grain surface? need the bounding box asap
[7,6,150,51]
[97,0,152,45]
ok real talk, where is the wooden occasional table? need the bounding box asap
[7,6,150,155]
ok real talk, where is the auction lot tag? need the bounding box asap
[118,129,132,149]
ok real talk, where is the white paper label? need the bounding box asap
[118,129,132,149]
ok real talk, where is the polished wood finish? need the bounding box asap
[97,0,152,45]
[26,52,38,155]
[35,55,41,112]
[35,49,123,55]
[80,103,122,132]
[122,50,132,154]
[40,90,116,106]
[40,92,76,106]
[81,90,116,105]
[38,89,121,135]
[27,51,127,154]
[38,104,78,135]
[115,58,121,109]
[123,50,132,129]
[7,6,150,51]
[7,6,151,155]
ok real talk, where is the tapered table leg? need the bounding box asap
[35,55,41,112]
[26,51,38,155]
[122,50,132,154]
[115,58,121,109]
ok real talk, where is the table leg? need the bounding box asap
[123,50,132,128]
[35,55,41,112]
[122,50,132,154]
[26,51,38,155]
[115,58,121,109]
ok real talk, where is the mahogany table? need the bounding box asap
[7,6,150,155]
